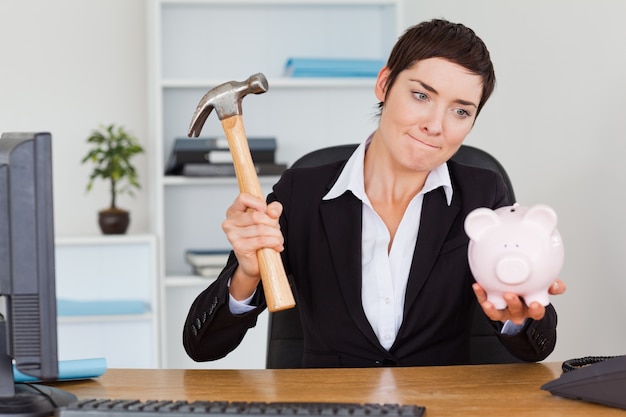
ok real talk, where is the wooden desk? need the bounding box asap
[50,362,622,416]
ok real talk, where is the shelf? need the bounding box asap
[151,0,400,369]
[162,77,378,89]
[161,0,398,5]
[165,275,217,287]
[55,234,156,246]
[159,1,397,80]
[58,313,154,324]
[55,235,160,367]
[162,175,281,186]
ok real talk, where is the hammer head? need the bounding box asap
[188,73,268,137]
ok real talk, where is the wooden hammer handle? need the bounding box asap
[221,115,295,312]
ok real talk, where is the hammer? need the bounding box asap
[188,73,295,312]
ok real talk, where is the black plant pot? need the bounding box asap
[98,208,130,235]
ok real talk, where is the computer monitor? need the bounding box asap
[0,132,76,416]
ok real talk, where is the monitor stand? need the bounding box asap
[0,383,77,417]
[0,322,77,417]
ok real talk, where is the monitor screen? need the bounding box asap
[0,132,76,416]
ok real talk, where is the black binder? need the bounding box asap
[182,162,287,177]
[165,137,277,175]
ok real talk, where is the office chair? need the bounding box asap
[266,144,520,368]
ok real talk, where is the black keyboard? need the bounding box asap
[55,399,426,417]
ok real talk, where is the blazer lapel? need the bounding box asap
[403,188,460,315]
[320,192,380,345]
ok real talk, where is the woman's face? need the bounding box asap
[374,57,484,173]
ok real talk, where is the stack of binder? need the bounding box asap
[165,137,287,177]
[185,249,231,278]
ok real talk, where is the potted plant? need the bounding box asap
[81,123,144,234]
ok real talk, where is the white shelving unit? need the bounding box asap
[55,234,159,368]
[148,0,402,369]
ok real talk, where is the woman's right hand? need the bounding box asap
[222,193,284,299]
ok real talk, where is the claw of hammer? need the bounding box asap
[187,73,268,137]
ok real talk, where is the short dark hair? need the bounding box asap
[379,19,495,117]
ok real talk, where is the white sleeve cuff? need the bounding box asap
[501,319,527,335]
[227,278,257,314]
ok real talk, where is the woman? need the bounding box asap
[183,19,566,367]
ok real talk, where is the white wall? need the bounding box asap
[404,0,626,362]
[2,0,625,364]
[0,0,149,236]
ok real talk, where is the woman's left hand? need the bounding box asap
[473,279,567,324]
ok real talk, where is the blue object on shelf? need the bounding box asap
[14,357,107,382]
[284,57,385,78]
[57,299,149,316]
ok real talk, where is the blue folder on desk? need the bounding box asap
[13,357,107,383]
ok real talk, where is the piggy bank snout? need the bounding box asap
[496,257,530,284]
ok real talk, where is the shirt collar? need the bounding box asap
[323,134,453,206]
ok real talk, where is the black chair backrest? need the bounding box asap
[266,144,519,368]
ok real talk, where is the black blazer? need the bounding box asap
[183,159,557,367]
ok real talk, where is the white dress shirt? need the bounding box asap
[322,136,452,349]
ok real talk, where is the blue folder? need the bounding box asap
[14,357,107,382]
[284,57,385,78]
[57,299,149,316]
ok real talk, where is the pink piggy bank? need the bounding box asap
[464,203,564,309]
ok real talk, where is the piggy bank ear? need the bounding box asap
[523,204,558,233]
[464,208,500,241]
